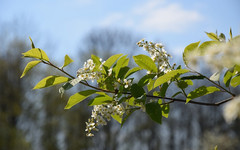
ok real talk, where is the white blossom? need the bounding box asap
[223,95,240,124]
[137,39,172,74]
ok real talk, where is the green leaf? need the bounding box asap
[180,75,205,80]
[22,48,49,61]
[230,28,232,40]
[159,82,169,97]
[147,79,155,91]
[33,76,71,89]
[154,69,189,89]
[29,37,35,49]
[146,102,162,124]
[133,54,157,73]
[138,74,156,87]
[177,80,193,89]
[198,41,219,55]
[205,32,219,41]
[20,60,41,78]
[65,90,97,109]
[183,41,200,66]
[113,55,129,78]
[117,67,130,79]
[230,74,240,87]
[124,67,141,78]
[158,99,170,118]
[112,114,122,124]
[130,84,145,98]
[103,54,122,68]
[62,55,73,68]
[186,86,220,103]
[209,71,221,81]
[88,94,112,106]
[223,68,234,87]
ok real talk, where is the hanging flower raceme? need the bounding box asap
[137,39,172,74]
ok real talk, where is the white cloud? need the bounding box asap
[100,0,203,33]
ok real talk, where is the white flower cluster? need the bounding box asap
[85,102,125,137]
[137,39,172,73]
[223,95,240,124]
[77,59,101,81]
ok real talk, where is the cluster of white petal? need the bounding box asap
[76,59,101,81]
[137,39,172,74]
[85,100,125,137]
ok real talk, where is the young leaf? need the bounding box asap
[33,76,71,89]
[88,95,112,106]
[112,114,122,124]
[22,48,49,61]
[20,60,41,78]
[62,55,73,68]
[198,41,219,55]
[154,69,189,89]
[113,55,129,78]
[223,68,234,87]
[29,37,35,49]
[65,90,97,109]
[183,41,200,66]
[133,54,158,73]
[209,71,221,81]
[230,74,240,87]
[103,54,122,68]
[230,28,232,40]
[205,32,219,41]
[146,102,162,124]
[124,67,141,78]
[186,86,220,103]
[158,99,170,118]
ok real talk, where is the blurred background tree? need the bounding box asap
[1,19,240,150]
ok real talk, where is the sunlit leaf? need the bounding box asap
[113,55,129,78]
[133,54,158,73]
[183,41,200,66]
[186,86,220,103]
[154,69,189,89]
[230,74,240,87]
[158,99,170,118]
[112,114,122,124]
[88,94,112,106]
[22,48,49,61]
[62,55,73,68]
[198,41,219,55]
[146,102,162,124]
[205,32,219,41]
[33,75,71,89]
[20,60,41,78]
[230,28,232,40]
[124,67,141,78]
[103,54,122,68]
[65,90,97,109]
[29,37,35,49]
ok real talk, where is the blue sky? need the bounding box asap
[1,0,240,61]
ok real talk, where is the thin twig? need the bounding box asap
[41,60,235,107]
